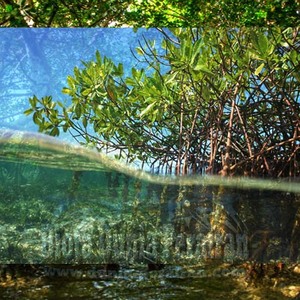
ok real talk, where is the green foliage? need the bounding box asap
[0,0,132,27]
[1,0,299,27]
[125,0,300,27]
[25,27,300,177]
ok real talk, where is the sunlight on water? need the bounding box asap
[0,129,299,267]
[1,129,299,193]
[0,129,300,299]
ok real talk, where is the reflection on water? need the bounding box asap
[0,130,299,298]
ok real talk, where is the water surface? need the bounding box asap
[0,130,299,298]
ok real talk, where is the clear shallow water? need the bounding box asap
[0,129,299,298]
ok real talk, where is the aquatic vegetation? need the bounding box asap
[0,262,299,299]
[0,130,299,270]
[0,166,14,185]
[19,164,40,182]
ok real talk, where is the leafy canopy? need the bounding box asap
[127,0,300,27]
[25,27,300,177]
[1,0,299,27]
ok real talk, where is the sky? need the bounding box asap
[0,28,162,138]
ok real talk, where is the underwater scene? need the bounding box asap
[0,129,300,299]
[1,27,300,299]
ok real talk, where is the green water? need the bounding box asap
[0,129,299,299]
